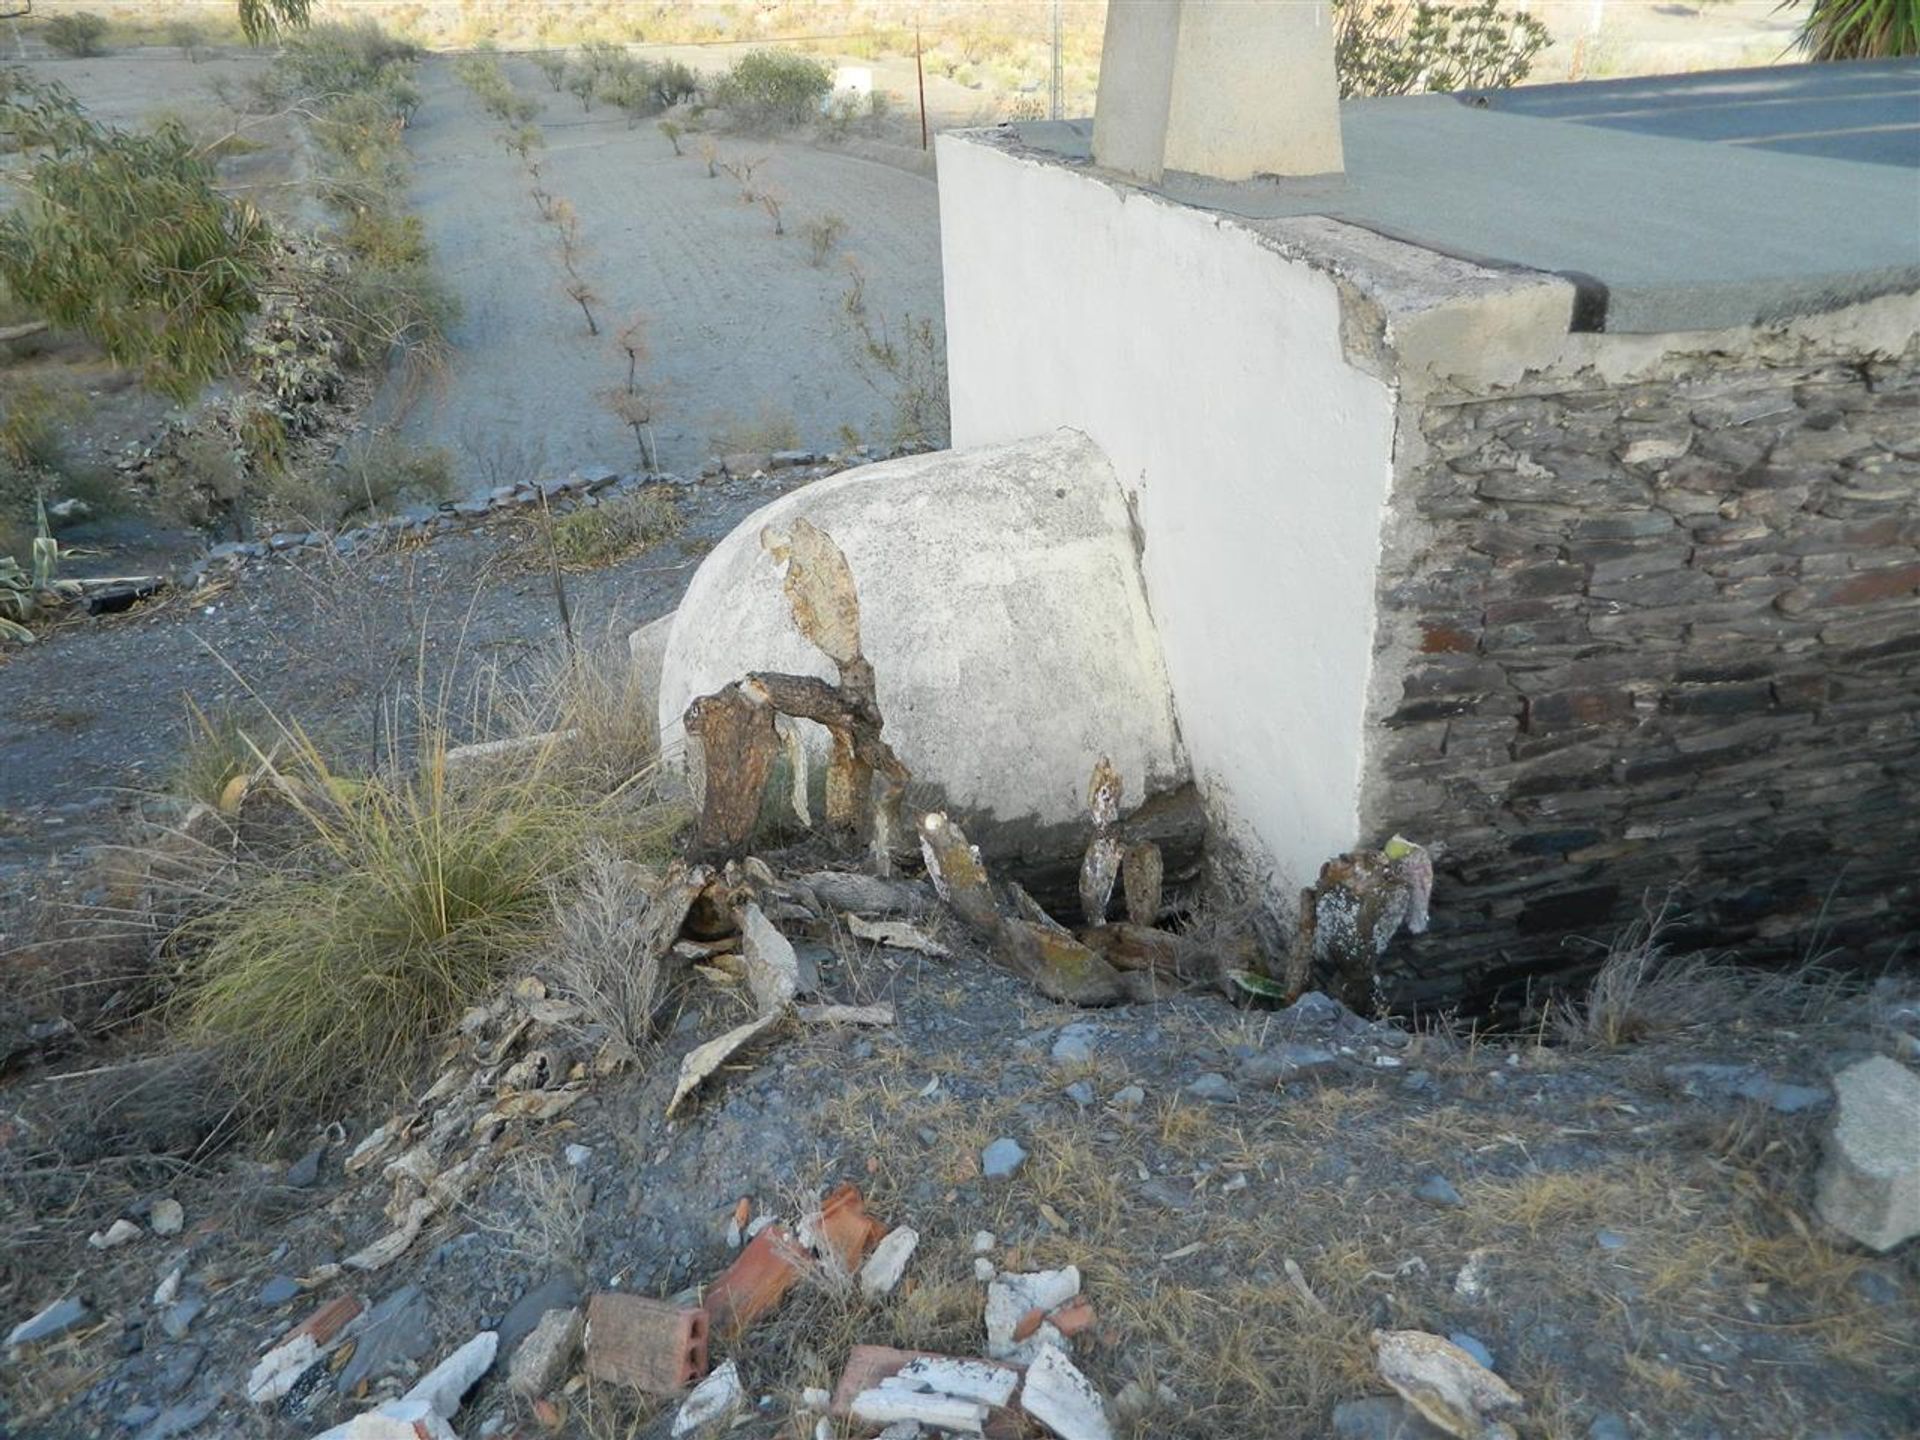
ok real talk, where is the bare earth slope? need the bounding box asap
[394,56,945,481]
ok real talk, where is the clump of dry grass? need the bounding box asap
[544,839,668,1060]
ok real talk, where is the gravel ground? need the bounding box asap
[392,55,946,482]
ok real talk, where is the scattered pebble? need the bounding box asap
[1415,1174,1464,1209]
[981,1137,1028,1179]
[1186,1072,1238,1104]
[1447,1332,1495,1370]
[1110,1084,1145,1109]
[1064,1080,1096,1107]
[149,1198,184,1237]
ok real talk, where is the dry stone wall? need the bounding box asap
[1366,340,1919,1011]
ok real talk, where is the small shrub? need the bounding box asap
[1334,0,1549,98]
[549,489,680,568]
[710,402,799,456]
[711,48,831,132]
[166,19,207,61]
[658,118,683,154]
[331,432,455,518]
[43,12,110,58]
[532,50,568,91]
[803,212,846,266]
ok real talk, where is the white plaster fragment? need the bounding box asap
[859,1226,920,1297]
[850,1386,988,1433]
[1020,1342,1113,1440]
[673,1358,745,1437]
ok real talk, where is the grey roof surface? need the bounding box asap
[1009,61,1920,333]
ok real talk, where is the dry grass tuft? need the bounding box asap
[544,839,669,1061]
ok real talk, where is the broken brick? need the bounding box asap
[584,1294,708,1395]
[701,1225,807,1339]
[1049,1298,1096,1336]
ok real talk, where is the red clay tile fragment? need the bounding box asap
[1012,1307,1047,1343]
[816,1182,885,1271]
[584,1293,709,1395]
[282,1295,363,1349]
[1049,1298,1095,1336]
[701,1224,807,1339]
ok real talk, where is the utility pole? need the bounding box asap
[1050,0,1063,121]
[915,23,929,150]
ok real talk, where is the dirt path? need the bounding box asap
[392,56,945,482]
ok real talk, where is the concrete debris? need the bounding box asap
[847,914,952,957]
[89,1218,142,1250]
[1021,1342,1113,1440]
[738,901,801,1014]
[860,1226,921,1297]
[1371,1329,1525,1440]
[153,1266,182,1308]
[248,1332,323,1406]
[851,1385,990,1433]
[149,1198,184,1236]
[585,1293,708,1394]
[508,1305,584,1398]
[797,1002,896,1026]
[672,1357,745,1437]
[400,1330,497,1419]
[1288,836,1434,1008]
[6,1295,88,1349]
[313,1400,460,1440]
[986,1268,1082,1362]
[1815,1055,1920,1252]
[667,1013,781,1118]
[892,1355,1020,1408]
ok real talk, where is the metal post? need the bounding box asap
[915,24,928,150]
[1050,0,1063,121]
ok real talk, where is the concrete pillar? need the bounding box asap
[1093,0,1344,184]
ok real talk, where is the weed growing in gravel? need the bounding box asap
[803,212,847,266]
[549,489,680,568]
[543,840,670,1061]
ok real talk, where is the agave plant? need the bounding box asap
[0,500,81,643]
[1789,0,1920,58]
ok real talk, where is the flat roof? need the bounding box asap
[1008,60,1920,334]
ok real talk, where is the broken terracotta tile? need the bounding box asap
[1049,1298,1096,1337]
[814,1182,885,1273]
[584,1294,708,1396]
[700,1224,808,1339]
[284,1294,365,1349]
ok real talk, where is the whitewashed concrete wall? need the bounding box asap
[937,133,1397,892]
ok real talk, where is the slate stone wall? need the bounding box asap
[1365,341,1920,1011]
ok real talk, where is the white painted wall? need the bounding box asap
[937,135,1398,892]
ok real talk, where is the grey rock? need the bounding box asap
[1051,1023,1100,1065]
[1815,1055,1920,1252]
[1331,1396,1453,1439]
[257,1276,299,1307]
[120,1404,160,1428]
[1063,1081,1096,1108]
[1587,1415,1632,1440]
[156,1342,204,1397]
[1415,1174,1464,1209]
[205,541,249,562]
[1286,991,1349,1027]
[285,1147,322,1188]
[1663,1062,1829,1114]
[159,1297,203,1340]
[453,499,490,518]
[132,1394,218,1440]
[1240,1042,1340,1086]
[7,1295,88,1348]
[337,1283,432,1394]
[268,531,304,551]
[770,450,818,468]
[1111,1084,1145,1109]
[497,1272,583,1360]
[1187,1072,1238,1104]
[577,464,619,489]
[1595,1229,1629,1252]
[981,1137,1028,1179]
